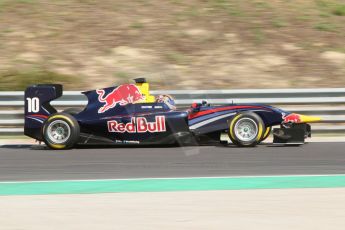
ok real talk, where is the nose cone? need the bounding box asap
[283,113,322,124]
[299,114,322,123]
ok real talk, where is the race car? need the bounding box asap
[24,78,321,149]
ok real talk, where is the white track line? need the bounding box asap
[1,174,345,184]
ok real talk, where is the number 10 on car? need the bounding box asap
[26,97,40,113]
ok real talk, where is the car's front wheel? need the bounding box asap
[228,112,265,147]
[259,126,272,144]
[42,113,80,150]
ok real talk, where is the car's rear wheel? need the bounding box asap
[228,112,265,147]
[42,113,80,150]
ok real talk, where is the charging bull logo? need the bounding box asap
[96,84,145,113]
[108,116,166,133]
[283,113,301,123]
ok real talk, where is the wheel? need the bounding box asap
[228,112,265,147]
[259,126,272,143]
[62,108,82,116]
[42,113,80,150]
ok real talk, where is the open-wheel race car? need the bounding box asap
[24,78,321,149]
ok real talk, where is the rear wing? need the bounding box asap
[24,84,63,140]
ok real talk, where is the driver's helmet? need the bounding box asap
[156,94,176,110]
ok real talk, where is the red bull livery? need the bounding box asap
[97,84,144,113]
[108,116,166,133]
[283,113,302,123]
[24,78,321,150]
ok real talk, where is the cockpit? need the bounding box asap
[155,94,176,110]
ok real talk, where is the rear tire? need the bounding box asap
[228,112,265,147]
[42,113,80,150]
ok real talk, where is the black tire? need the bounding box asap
[42,113,80,150]
[62,108,82,116]
[228,112,265,147]
[259,126,272,144]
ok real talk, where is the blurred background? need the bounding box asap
[0,0,344,90]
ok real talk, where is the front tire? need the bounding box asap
[228,112,265,147]
[259,126,272,144]
[42,113,80,150]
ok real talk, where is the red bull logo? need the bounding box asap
[108,116,166,133]
[283,113,301,123]
[97,84,145,113]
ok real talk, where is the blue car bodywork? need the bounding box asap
[24,80,319,148]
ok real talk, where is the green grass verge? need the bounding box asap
[1,175,345,196]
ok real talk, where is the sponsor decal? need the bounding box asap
[141,105,152,109]
[97,84,145,113]
[115,140,140,144]
[283,113,301,123]
[108,116,166,133]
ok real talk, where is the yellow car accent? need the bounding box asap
[262,126,271,141]
[229,114,242,139]
[135,82,155,103]
[263,127,271,138]
[256,122,263,141]
[299,114,322,123]
[50,144,66,149]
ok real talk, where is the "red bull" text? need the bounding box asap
[97,84,144,113]
[108,116,166,133]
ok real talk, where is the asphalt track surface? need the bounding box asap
[0,143,344,181]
